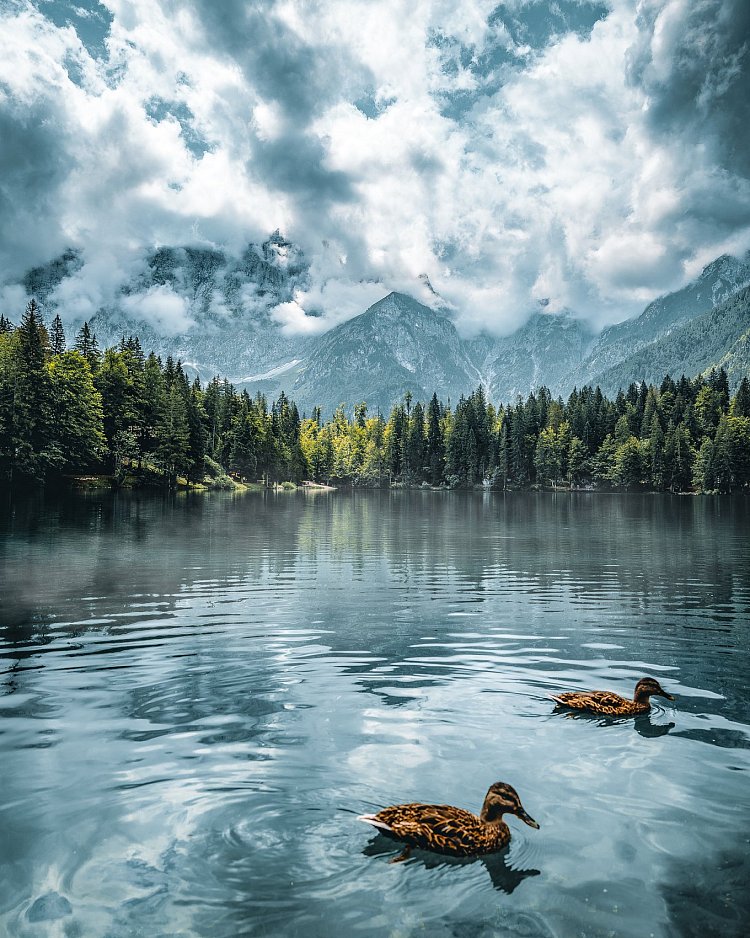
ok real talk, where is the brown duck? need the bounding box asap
[551,677,675,717]
[358,781,539,861]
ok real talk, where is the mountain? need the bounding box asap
[23,248,83,303]
[21,232,313,384]
[6,237,750,412]
[578,253,750,385]
[287,292,479,415]
[592,286,750,394]
[473,311,595,401]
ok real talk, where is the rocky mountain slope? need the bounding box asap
[289,292,480,415]
[472,311,595,402]
[577,253,750,386]
[592,285,750,394]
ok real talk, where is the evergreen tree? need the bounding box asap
[5,300,60,482]
[48,351,105,469]
[50,314,66,355]
[425,393,444,485]
[664,423,693,492]
[97,348,136,471]
[693,385,723,437]
[185,376,208,483]
[229,404,261,481]
[74,322,101,372]
[567,436,587,486]
[156,383,190,487]
[730,377,750,418]
[693,438,715,492]
[386,404,406,480]
[495,419,510,489]
[403,400,426,483]
[139,353,166,465]
[647,416,666,490]
[610,437,644,489]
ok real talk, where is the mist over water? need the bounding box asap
[1,491,749,937]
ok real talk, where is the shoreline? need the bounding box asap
[4,476,731,497]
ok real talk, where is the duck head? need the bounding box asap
[480,782,539,829]
[634,677,675,703]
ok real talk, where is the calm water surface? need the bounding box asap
[1,491,749,937]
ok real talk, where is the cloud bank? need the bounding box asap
[0,0,748,334]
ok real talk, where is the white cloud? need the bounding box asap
[121,285,194,334]
[0,284,28,320]
[0,0,749,339]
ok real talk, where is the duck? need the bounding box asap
[358,781,539,861]
[550,676,675,717]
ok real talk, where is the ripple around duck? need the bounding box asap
[1,491,750,937]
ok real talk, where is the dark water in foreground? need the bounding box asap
[1,490,749,938]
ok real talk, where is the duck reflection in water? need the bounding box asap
[361,838,540,894]
[555,709,675,737]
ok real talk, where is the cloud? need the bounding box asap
[0,0,748,339]
[271,278,390,335]
[121,285,194,334]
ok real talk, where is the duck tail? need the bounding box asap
[357,814,393,832]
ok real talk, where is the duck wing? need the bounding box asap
[552,690,628,713]
[367,803,493,856]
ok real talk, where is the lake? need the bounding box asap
[1,490,749,937]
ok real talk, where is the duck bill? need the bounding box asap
[518,809,540,829]
[660,691,675,701]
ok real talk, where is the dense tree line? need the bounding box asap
[1,300,750,493]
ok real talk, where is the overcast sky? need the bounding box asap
[1,0,749,335]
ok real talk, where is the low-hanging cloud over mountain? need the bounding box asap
[0,0,749,335]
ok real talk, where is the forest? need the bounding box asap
[1,300,750,493]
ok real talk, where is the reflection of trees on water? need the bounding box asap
[295,491,748,618]
[3,489,749,717]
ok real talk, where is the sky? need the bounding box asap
[0,0,749,336]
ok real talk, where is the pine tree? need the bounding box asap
[610,436,644,490]
[50,314,66,355]
[74,322,101,372]
[229,404,260,481]
[664,423,693,492]
[730,377,750,418]
[567,436,587,486]
[647,416,666,490]
[8,300,60,482]
[425,393,444,485]
[0,314,13,335]
[184,377,208,483]
[48,351,105,469]
[386,404,406,480]
[97,348,135,471]
[156,383,190,487]
[692,438,715,492]
[403,400,426,483]
[495,419,510,490]
[139,353,166,465]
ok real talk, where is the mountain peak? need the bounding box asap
[368,291,436,314]
[697,253,748,280]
